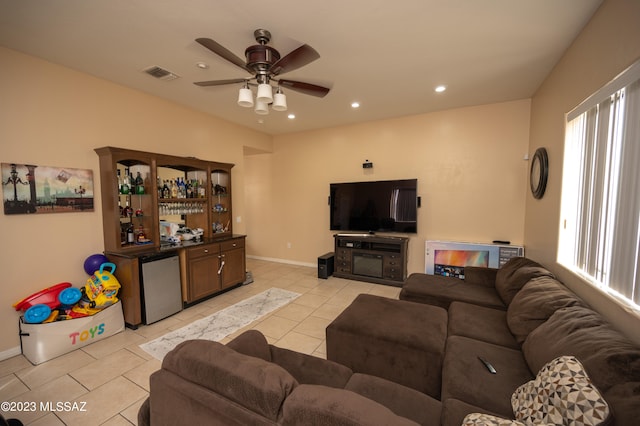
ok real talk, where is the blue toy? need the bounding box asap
[83,253,109,275]
[24,304,52,324]
[58,287,82,308]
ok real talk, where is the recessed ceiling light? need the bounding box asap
[287,114,296,119]
[351,102,360,108]
[196,62,209,69]
[434,85,447,93]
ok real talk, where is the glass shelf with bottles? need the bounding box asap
[211,169,231,234]
[116,163,153,247]
[157,175,207,201]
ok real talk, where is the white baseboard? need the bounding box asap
[0,346,22,362]
[247,255,316,269]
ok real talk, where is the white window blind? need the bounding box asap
[559,60,640,306]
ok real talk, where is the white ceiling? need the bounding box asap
[0,0,603,135]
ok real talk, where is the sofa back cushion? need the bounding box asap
[270,345,353,388]
[226,329,272,361]
[506,276,586,344]
[522,306,640,425]
[522,305,640,392]
[495,257,554,306]
[163,339,298,421]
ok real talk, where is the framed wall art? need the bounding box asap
[2,163,94,215]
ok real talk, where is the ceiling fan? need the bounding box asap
[194,29,330,113]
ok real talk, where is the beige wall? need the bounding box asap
[525,0,640,344]
[245,99,531,274]
[0,47,271,355]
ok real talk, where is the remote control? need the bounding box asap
[478,356,497,374]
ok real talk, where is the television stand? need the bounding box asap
[333,234,409,287]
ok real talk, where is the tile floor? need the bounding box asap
[0,259,401,425]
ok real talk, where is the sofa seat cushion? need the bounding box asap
[162,339,297,421]
[506,276,586,344]
[400,272,505,310]
[511,355,611,426]
[494,257,553,306]
[448,302,519,349]
[281,384,419,426]
[442,336,533,417]
[345,373,442,425]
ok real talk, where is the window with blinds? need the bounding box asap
[558,59,640,307]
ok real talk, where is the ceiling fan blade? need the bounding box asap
[194,78,248,87]
[270,44,320,75]
[278,79,330,97]
[195,38,251,73]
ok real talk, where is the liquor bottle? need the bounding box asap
[198,178,206,198]
[192,179,198,198]
[134,171,145,194]
[126,223,135,244]
[186,179,193,198]
[122,200,133,218]
[162,180,170,199]
[157,177,163,199]
[121,168,131,195]
[116,169,122,194]
[170,180,178,198]
[179,177,186,198]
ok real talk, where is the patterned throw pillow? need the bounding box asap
[511,356,611,426]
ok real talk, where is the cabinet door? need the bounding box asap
[220,247,245,289]
[187,246,221,302]
[107,255,142,328]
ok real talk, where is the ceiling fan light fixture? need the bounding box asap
[237,85,254,107]
[272,88,287,111]
[255,99,269,115]
[194,29,331,119]
[256,83,273,103]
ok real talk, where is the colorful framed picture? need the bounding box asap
[2,163,94,214]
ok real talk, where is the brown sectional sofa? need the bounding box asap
[396,257,640,424]
[139,257,640,425]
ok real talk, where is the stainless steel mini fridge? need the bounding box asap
[139,251,182,324]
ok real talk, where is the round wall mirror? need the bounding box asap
[530,147,548,199]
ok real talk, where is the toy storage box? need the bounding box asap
[19,301,125,365]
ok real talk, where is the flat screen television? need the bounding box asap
[329,179,418,233]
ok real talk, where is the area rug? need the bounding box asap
[140,288,300,360]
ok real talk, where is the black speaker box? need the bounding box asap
[318,252,334,279]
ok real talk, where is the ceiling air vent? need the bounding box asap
[143,65,180,81]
